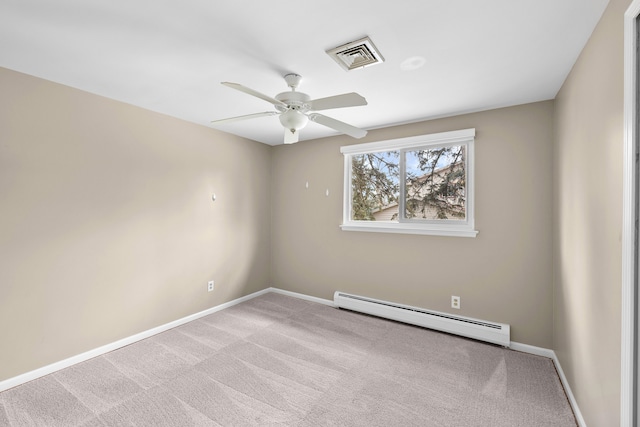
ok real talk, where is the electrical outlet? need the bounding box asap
[207,281,214,292]
[451,295,460,309]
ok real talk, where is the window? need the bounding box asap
[340,128,478,237]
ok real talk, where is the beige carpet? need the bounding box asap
[0,292,577,426]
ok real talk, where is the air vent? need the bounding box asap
[326,36,384,71]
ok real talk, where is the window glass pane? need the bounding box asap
[351,151,400,221]
[405,145,466,220]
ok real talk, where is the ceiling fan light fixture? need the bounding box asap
[279,109,308,132]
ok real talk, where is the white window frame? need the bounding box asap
[340,128,478,237]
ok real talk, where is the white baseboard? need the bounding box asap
[0,288,271,393]
[267,287,335,306]
[509,341,555,358]
[508,342,585,426]
[548,350,587,427]
[276,289,586,427]
[267,288,585,425]
[0,286,585,427]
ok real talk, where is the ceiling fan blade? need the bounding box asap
[284,128,299,144]
[308,113,367,139]
[211,111,278,125]
[221,82,288,108]
[309,93,367,111]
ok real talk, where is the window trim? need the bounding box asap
[340,128,478,237]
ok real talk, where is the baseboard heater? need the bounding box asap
[333,292,510,347]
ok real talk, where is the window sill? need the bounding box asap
[340,222,478,238]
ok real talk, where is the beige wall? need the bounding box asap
[272,101,555,348]
[0,67,272,381]
[553,0,629,425]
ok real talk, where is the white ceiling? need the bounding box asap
[0,0,609,146]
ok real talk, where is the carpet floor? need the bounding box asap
[0,292,577,426]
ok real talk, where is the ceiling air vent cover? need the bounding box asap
[326,36,384,71]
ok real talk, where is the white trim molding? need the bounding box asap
[0,286,584,425]
[0,289,271,393]
[622,0,640,425]
[268,287,335,306]
[271,288,584,425]
[340,129,478,238]
[509,343,586,426]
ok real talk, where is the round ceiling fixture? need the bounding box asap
[279,109,309,132]
[400,56,426,71]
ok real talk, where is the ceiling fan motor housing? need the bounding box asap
[275,91,311,113]
[275,89,311,131]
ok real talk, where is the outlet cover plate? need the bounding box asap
[451,295,460,309]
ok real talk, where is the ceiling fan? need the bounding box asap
[211,73,368,144]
